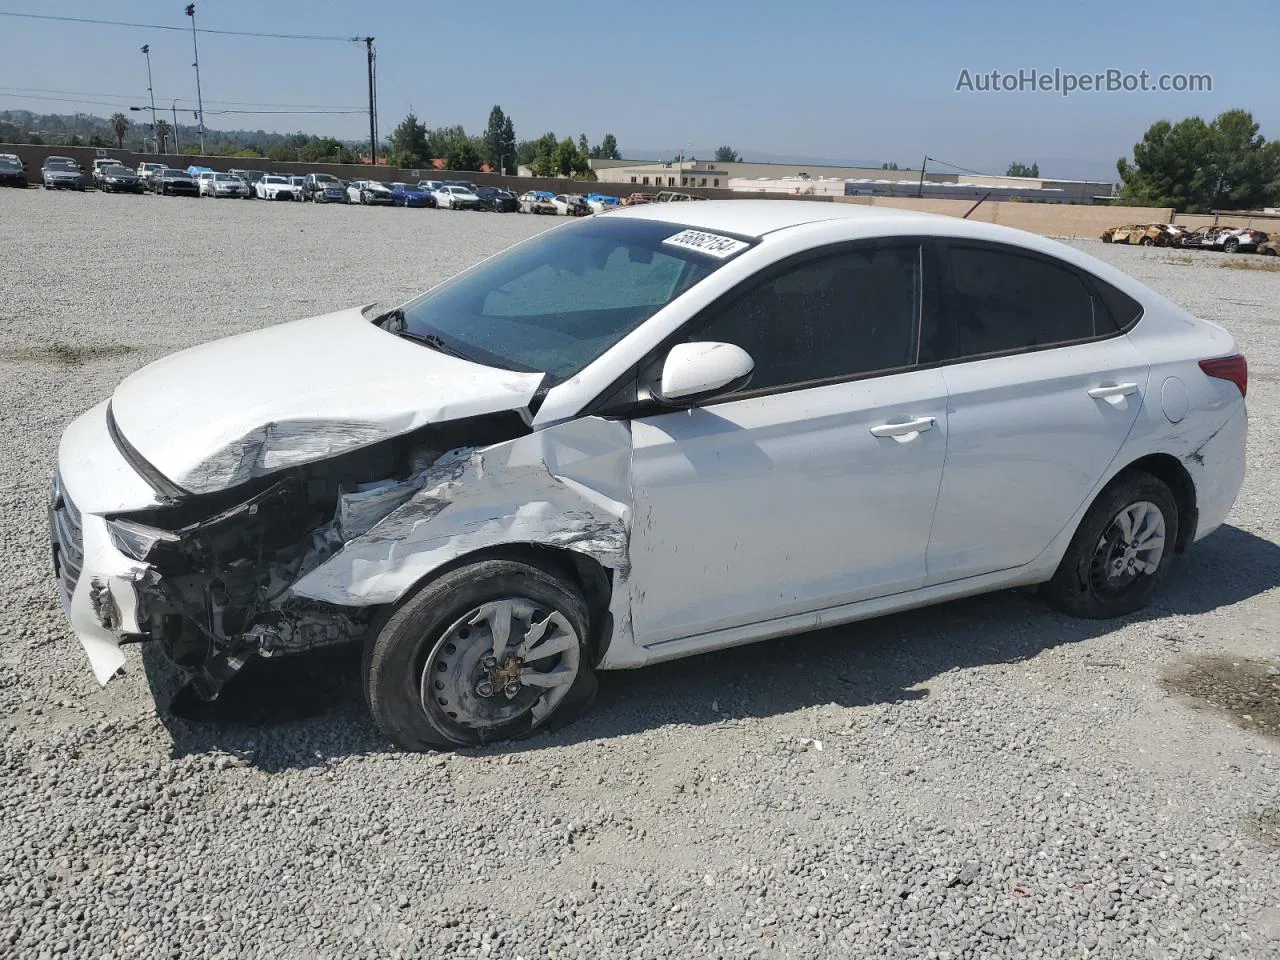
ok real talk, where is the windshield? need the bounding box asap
[396,217,746,385]
[264,176,287,184]
[215,173,238,181]
[314,175,338,184]
[0,159,20,170]
[104,166,132,175]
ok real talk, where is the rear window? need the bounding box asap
[397,218,753,384]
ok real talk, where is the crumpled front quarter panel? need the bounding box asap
[291,418,635,641]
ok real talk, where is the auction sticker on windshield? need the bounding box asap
[662,229,749,259]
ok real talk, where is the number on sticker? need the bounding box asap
[662,229,749,259]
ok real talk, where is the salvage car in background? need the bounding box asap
[1178,225,1267,253]
[94,164,144,194]
[433,184,481,210]
[1100,223,1183,247]
[1259,237,1278,256]
[229,169,266,197]
[0,155,29,188]
[475,185,518,212]
[51,201,1247,752]
[136,162,167,187]
[255,175,299,201]
[552,193,591,216]
[586,193,624,214]
[152,168,199,197]
[518,190,557,214]
[348,179,395,205]
[41,156,85,190]
[200,172,249,198]
[303,173,347,203]
[389,182,432,207]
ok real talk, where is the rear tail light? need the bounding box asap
[1199,354,1248,398]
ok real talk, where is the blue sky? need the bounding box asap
[1,0,1275,181]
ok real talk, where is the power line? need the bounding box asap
[0,10,356,42]
[925,155,991,177]
[0,85,362,110]
[0,92,364,115]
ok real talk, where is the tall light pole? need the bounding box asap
[184,4,206,154]
[171,98,183,154]
[140,45,159,153]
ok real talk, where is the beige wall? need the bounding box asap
[834,195,1175,239]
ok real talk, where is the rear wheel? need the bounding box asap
[364,559,596,750]
[1139,236,1154,246]
[1042,472,1178,618]
[1224,238,1240,254]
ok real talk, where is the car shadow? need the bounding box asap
[148,524,1280,768]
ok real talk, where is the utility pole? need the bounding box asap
[172,99,183,154]
[184,4,206,154]
[355,37,377,165]
[916,155,928,198]
[141,45,159,153]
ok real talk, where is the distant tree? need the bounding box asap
[714,145,740,163]
[110,112,129,149]
[528,132,560,177]
[1117,109,1280,212]
[482,105,518,173]
[515,138,538,168]
[426,125,467,159]
[387,112,430,168]
[881,161,900,170]
[499,116,516,173]
[577,133,590,156]
[445,137,482,171]
[27,133,44,145]
[154,120,171,152]
[88,133,111,148]
[598,133,620,160]
[65,134,85,147]
[1006,161,1040,177]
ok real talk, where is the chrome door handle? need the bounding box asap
[1088,383,1139,400]
[870,417,936,438]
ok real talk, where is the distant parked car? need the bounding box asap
[623,193,654,206]
[347,180,395,205]
[137,162,167,186]
[518,190,557,214]
[1258,237,1278,256]
[91,157,124,181]
[552,194,591,216]
[475,185,518,212]
[303,173,348,203]
[433,184,481,210]
[255,175,299,201]
[42,157,85,191]
[1100,223,1182,247]
[200,172,249,198]
[185,165,215,180]
[586,193,623,214]
[94,164,143,194]
[389,182,432,207]
[287,176,308,200]
[417,179,444,194]
[229,169,266,197]
[153,168,199,197]
[1178,225,1266,254]
[0,155,29,188]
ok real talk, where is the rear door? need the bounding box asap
[924,241,1149,584]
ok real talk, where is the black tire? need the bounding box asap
[1223,238,1239,254]
[364,559,596,751]
[1139,236,1154,246]
[1042,471,1179,618]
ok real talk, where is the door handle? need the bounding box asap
[1088,383,1139,400]
[870,417,936,439]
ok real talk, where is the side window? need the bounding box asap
[686,243,922,392]
[946,245,1115,358]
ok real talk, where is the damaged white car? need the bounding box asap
[52,201,1247,750]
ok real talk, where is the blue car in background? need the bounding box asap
[586,193,624,213]
[389,182,433,208]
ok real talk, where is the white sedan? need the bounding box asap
[254,175,298,200]
[198,172,249,198]
[433,185,481,210]
[49,201,1247,752]
[347,179,395,205]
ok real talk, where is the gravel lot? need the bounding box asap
[2,188,1278,960]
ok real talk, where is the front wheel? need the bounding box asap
[1042,472,1178,618]
[364,559,596,751]
[1139,236,1154,247]
[1223,238,1240,254]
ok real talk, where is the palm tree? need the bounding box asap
[110,112,129,150]
[155,119,171,153]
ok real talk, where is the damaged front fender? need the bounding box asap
[291,416,635,648]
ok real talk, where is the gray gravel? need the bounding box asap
[2,189,1279,959]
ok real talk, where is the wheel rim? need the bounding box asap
[420,597,581,741]
[1089,500,1166,595]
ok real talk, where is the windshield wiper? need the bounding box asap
[380,309,472,361]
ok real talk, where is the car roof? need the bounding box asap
[603,199,934,239]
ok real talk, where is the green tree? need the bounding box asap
[425,125,466,159]
[714,145,740,163]
[1117,109,1280,212]
[1006,161,1039,177]
[483,105,518,173]
[881,161,900,170]
[27,133,44,145]
[577,133,590,156]
[154,120,171,152]
[110,112,129,149]
[528,132,560,176]
[387,112,429,168]
[445,137,482,171]
[515,138,538,168]
[597,133,620,160]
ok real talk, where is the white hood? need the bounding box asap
[109,307,545,494]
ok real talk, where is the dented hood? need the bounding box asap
[109,307,545,494]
